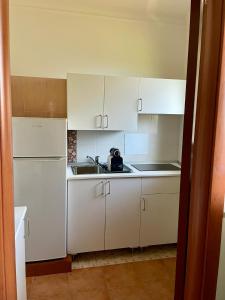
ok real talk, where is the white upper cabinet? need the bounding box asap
[67,74,139,131]
[67,73,105,130]
[67,74,186,130]
[104,76,139,131]
[138,78,186,115]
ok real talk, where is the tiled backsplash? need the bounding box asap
[67,130,77,164]
[68,115,183,164]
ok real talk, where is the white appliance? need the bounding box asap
[13,117,67,262]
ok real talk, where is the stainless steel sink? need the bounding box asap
[71,164,105,175]
[71,163,133,175]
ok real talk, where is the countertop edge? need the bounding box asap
[67,163,181,180]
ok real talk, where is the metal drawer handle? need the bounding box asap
[138,98,143,112]
[141,198,146,211]
[101,181,105,196]
[105,181,111,195]
[104,115,109,128]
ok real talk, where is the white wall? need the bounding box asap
[9,4,189,79]
[77,115,183,163]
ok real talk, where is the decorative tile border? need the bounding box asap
[67,130,77,164]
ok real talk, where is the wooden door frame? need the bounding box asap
[1,0,225,299]
[184,0,225,299]
[176,0,225,299]
[0,0,17,299]
[175,0,202,298]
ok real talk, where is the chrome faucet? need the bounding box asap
[86,155,100,165]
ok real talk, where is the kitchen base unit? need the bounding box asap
[140,194,180,247]
[105,178,141,250]
[67,175,180,254]
[67,178,141,254]
[67,179,106,254]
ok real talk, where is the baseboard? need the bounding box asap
[26,255,72,277]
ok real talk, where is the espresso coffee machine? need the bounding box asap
[107,148,123,171]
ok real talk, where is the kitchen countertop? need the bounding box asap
[15,206,27,239]
[67,162,181,180]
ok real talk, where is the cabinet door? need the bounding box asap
[67,73,104,130]
[14,158,67,262]
[15,220,27,300]
[104,76,139,131]
[105,178,141,250]
[68,180,106,254]
[139,78,186,114]
[140,194,179,247]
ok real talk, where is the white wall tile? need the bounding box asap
[96,131,125,163]
[77,131,97,162]
[125,134,149,155]
[76,115,183,163]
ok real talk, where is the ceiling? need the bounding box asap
[11,0,191,22]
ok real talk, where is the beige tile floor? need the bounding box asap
[72,245,177,269]
[27,246,177,300]
[27,257,176,300]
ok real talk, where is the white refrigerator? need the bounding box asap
[13,117,67,262]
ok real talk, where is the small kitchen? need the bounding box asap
[10,1,190,299]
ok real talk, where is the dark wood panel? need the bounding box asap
[0,0,17,299]
[174,1,201,299]
[26,256,72,277]
[184,0,225,299]
[11,76,67,118]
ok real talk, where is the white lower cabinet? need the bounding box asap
[67,178,141,254]
[67,176,180,254]
[105,178,141,250]
[140,193,179,247]
[67,179,106,254]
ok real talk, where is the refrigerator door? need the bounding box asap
[13,117,67,157]
[13,157,67,262]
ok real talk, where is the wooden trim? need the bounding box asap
[202,18,225,298]
[184,0,225,299]
[174,1,201,299]
[11,76,67,118]
[0,0,17,299]
[26,256,72,277]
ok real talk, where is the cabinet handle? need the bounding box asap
[104,115,109,128]
[105,181,111,195]
[96,181,105,196]
[25,218,30,239]
[96,115,103,128]
[138,98,143,112]
[141,198,146,211]
[101,181,105,196]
